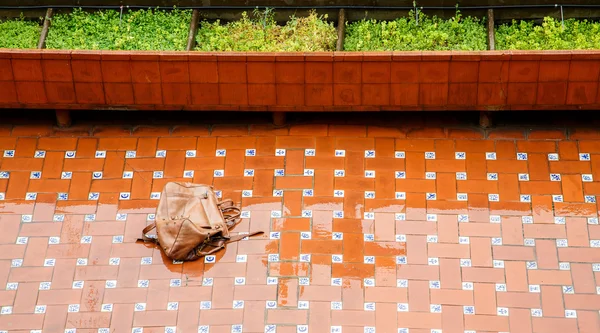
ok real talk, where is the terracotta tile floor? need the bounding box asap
[1,121,600,333]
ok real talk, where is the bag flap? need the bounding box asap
[156,218,207,260]
[183,196,211,228]
[158,182,212,222]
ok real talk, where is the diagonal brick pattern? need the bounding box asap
[0,124,599,332]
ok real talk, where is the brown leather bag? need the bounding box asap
[138,182,262,261]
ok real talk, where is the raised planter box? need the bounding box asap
[1,50,599,114]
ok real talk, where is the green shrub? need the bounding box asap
[344,9,487,51]
[496,17,600,50]
[0,16,41,49]
[195,9,337,51]
[46,8,191,50]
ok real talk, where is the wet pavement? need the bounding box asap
[1,116,600,333]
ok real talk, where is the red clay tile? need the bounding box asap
[74,83,105,104]
[570,129,600,140]
[98,51,130,62]
[305,62,333,84]
[190,83,219,105]
[11,59,43,81]
[419,83,448,106]
[156,62,188,84]
[507,83,537,105]
[69,50,101,60]
[218,62,247,83]
[246,62,275,84]
[333,62,361,84]
[362,52,392,62]
[162,83,191,105]
[44,82,76,104]
[537,82,568,105]
[0,59,14,81]
[477,83,507,105]
[362,84,390,106]
[367,126,405,138]
[508,61,540,82]
[0,81,18,103]
[391,61,420,83]
[274,84,303,106]
[538,60,570,81]
[448,83,477,106]
[130,60,161,84]
[362,62,391,83]
[133,83,162,105]
[478,61,509,83]
[100,60,132,83]
[449,61,479,83]
[188,61,218,84]
[568,60,600,81]
[15,81,47,104]
[305,84,333,106]
[391,84,419,105]
[333,84,361,106]
[567,82,598,105]
[71,60,103,83]
[42,59,73,82]
[219,83,248,105]
[248,84,276,106]
[449,128,483,139]
[104,83,135,105]
[275,62,305,84]
[392,51,422,61]
[527,129,565,141]
[420,61,450,83]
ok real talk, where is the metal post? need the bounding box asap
[272,112,286,127]
[186,9,200,51]
[487,9,495,51]
[336,8,346,51]
[560,6,564,29]
[480,111,492,129]
[37,8,53,49]
[55,110,72,128]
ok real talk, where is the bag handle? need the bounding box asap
[221,206,241,218]
[218,199,242,229]
[137,223,158,243]
[217,199,234,208]
[223,209,241,228]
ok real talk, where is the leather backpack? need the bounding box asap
[138,182,262,261]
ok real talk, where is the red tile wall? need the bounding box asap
[1,49,600,111]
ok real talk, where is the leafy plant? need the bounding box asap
[496,17,600,50]
[0,15,41,49]
[46,8,191,50]
[344,9,487,51]
[195,9,337,51]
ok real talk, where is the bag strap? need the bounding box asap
[137,223,158,243]
[196,231,264,257]
[225,231,263,243]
